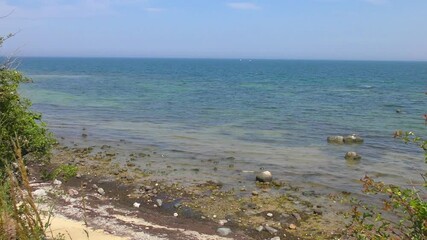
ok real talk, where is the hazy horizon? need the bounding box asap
[5,55,427,63]
[1,0,426,61]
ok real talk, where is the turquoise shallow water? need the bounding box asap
[18,58,427,193]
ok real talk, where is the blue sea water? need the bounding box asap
[17,58,427,193]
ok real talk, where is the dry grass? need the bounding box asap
[0,141,47,240]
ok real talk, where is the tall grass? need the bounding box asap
[0,141,46,240]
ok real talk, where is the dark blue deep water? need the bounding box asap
[18,58,427,192]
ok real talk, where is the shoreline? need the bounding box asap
[28,139,348,240]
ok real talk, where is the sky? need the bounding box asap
[0,0,426,61]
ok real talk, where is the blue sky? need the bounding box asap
[0,0,426,60]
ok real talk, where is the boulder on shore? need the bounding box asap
[256,171,273,183]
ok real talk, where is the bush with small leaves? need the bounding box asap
[0,35,54,169]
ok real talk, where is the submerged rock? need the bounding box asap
[256,171,273,183]
[264,225,278,234]
[327,136,344,144]
[343,134,364,144]
[345,152,362,160]
[327,134,364,144]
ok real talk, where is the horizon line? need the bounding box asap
[5,55,427,63]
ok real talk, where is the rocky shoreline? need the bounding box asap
[28,140,349,240]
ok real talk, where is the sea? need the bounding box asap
[17,57,427,195]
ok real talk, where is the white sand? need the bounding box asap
[45,215,129,240]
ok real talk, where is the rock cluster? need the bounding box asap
[327,134,363,144]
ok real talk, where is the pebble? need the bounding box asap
[156,199,163,207]
[271,237,281,240]
[264,225,278,234]
[133,202,141,208]
[68,189,79,196]
[53,179,62,186]
[33,189,47,198]
[313,209,323,215]
[97,188,105,195]
[292,212,302,221]
[218,220,228,226]
[255,226,264,232]
[173,213,178,217]
[213,215,217,218]
[289,224,297,230]
[217,228,232,236]
[251,191,259,196]
[302,190,316,196]
[267,212,273,217]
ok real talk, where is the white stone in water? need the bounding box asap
[271,237,281,240]
[267,212,273,217]
[256,171,273,182]
[133,202,141,208]
[173,212,178,217]
[345,151,361,160]
[156,199,163,207]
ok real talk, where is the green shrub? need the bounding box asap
[346,132,427,239]
[42,164,78,181]
[0,36,54,169]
